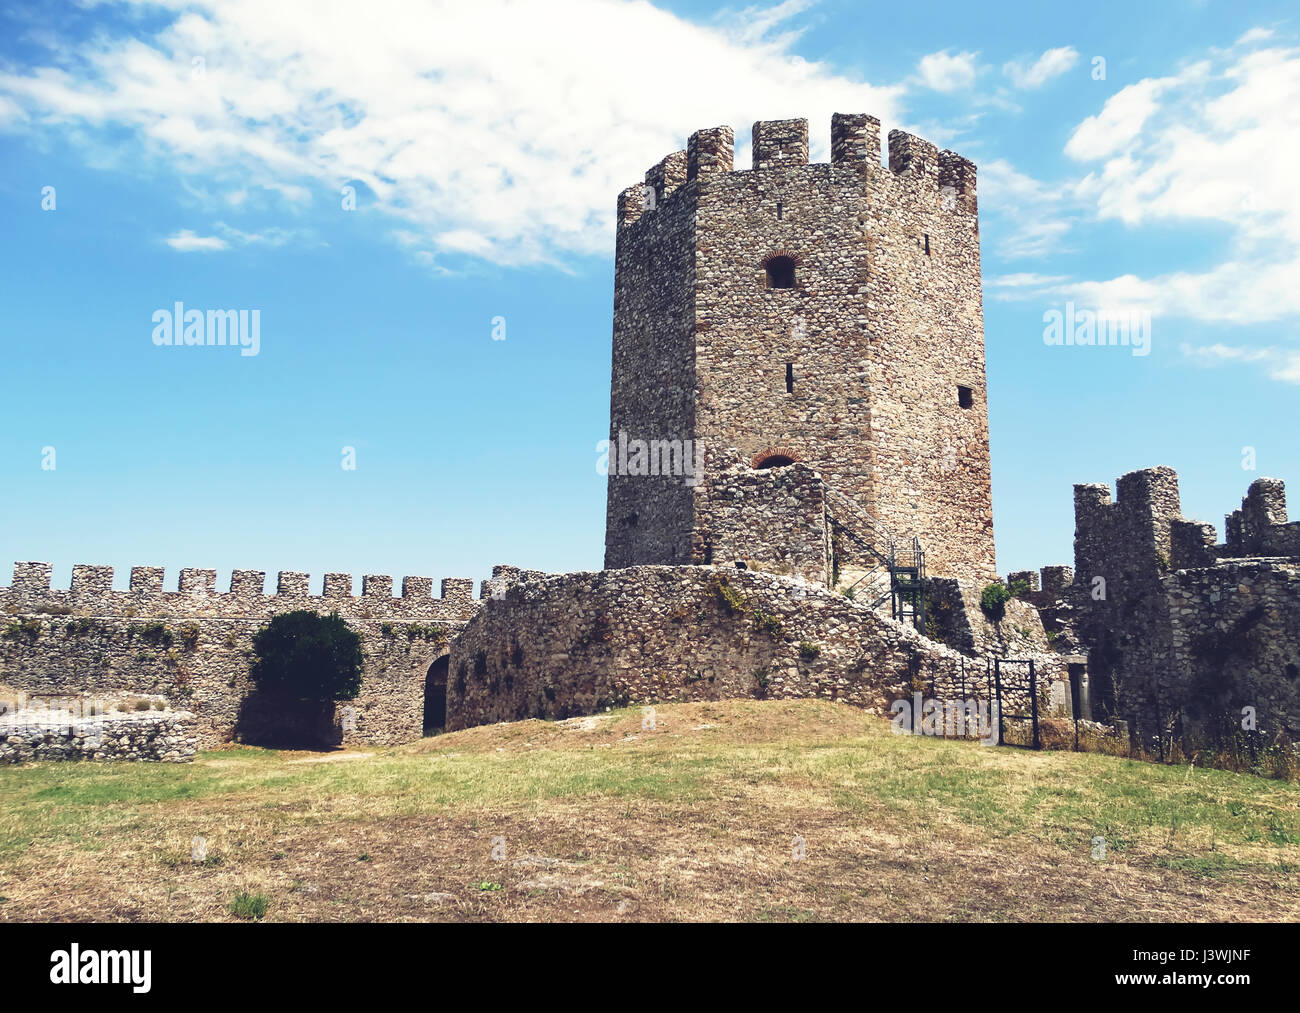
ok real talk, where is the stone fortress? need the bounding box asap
[2,114,1297,761]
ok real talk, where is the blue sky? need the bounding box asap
[1,0,1296,591]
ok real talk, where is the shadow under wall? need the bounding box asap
[235,691,343,750]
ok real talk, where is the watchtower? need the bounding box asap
[604,114,995,581]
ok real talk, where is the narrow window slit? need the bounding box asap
[786,363,794,394]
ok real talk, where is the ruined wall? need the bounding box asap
[605,114,994,582]
[925,578,1053,657]
[1166,559,1300,739]
[445,566,1065,732]
[698,460,830,584]
[0,563,480,748]
[1046,469,1300,741]
[1224,478,1300,559]
[1,709,198,764]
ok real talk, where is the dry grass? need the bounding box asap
[0,699,1297,922]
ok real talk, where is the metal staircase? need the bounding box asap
[887,536,926,632]
[824,488,927,633]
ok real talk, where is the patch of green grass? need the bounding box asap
[228,891,270,920]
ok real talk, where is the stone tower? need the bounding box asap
[604,115,995,581]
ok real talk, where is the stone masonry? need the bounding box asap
[1026,469,1300,743]
[446,566,1065,732]
[606,114,994,582]
[0,564,481,749]
[0,709,198,764]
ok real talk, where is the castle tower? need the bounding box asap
[604,115,995,581]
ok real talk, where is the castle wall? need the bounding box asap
[925,578,1053,657]
[1046,469,1300,741]
[606,114,995,581]
[445,566,1065,732]
[1166,559,1300,738]
[1224,478,1300,559]
[0,563,479,748]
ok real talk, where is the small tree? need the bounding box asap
[250,611,363,702]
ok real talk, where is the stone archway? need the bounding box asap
[752,446,800,469]
[423,655,450,734]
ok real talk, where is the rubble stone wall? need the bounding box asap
[0,563,479,748]
[446,566,1065,732]
[0,709,198,764]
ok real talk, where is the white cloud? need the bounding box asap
[979,158,1079,259]
[1182,343,1300,384]
[164,222,314,251]
[1064,76,1177,161]
[1003,46,1078,89]
[164,229,227,252]
[986,272,1070,291]
[0,0,902,268]
[1235,28,1275,46]
[915,50,979,93]
[1019,33,1300,381]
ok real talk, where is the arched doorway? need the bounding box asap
[424,655,449,734]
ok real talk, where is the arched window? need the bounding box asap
[765,255,796,289]
[754,454,796,469]
[752,444,799,469]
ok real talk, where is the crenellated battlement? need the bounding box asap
[1071,466,1182,587]
[1224,478,1300,558]
[2,561,484,622]
[617,114,978,228]
[1069,468,1300,586]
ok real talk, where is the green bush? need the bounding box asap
[250,610,363,701]
[979,582,1012,619]
[228,891,269,920]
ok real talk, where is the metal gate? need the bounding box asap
[991,658,1040,750]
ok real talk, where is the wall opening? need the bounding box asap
[958,385,973,409]
[765,255,796,289]
[786,362,794,393]
[424,655,449,734]
[776,201,783,220]
[923,233,931,255]
[1068,663,1088,721]
[754,454,796,469]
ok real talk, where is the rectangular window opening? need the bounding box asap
[923,233,931,255]
[958,385,973,409]
[776,201,783,220]
[786,362,794,394]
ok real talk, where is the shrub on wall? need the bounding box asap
[250,611,363,702]
[979,582,1012,620]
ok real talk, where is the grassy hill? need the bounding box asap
[0,699,1297,922]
